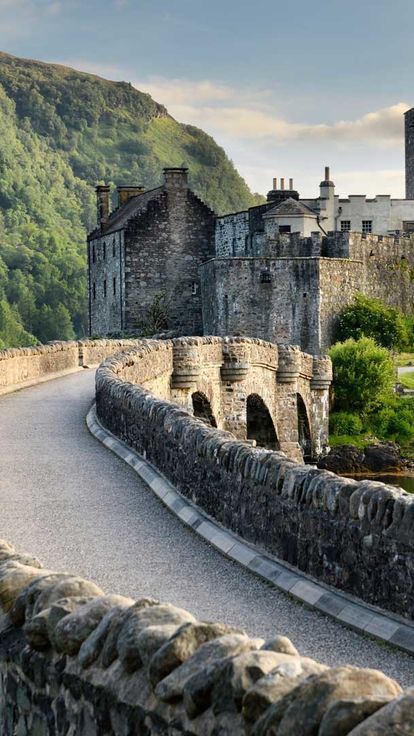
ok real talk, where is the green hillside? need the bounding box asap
[0,51,262,347]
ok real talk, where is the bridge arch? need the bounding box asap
[297,393,312,462]
[246,394,279,450]
[192,391,217,428]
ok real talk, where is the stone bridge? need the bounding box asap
[0,338,414,734]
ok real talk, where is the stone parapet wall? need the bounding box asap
[0,539,412,735]
[0,341,80,393]
[96,341,414,619]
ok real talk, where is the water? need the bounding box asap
[347,473,414,494]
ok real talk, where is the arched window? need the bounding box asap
[192,392,217,428]
[297,394,312,462]
[246,394,279,450]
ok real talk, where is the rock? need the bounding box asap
[78,599,134,669]
[0,563,51,613]
[347,687,414,734]
[32,576,104,618]
[54,595,130,655]
[135,624,181,668]
[0,540,15,560]
[261,636,299,656]
[318,442,405,475]
[318,697,394,736]
[211,651,306,715]
[117,602,196,673]
[252,667,402,736]
[155,634,260,706]
[25,596,96,650]
[149,621,243,687]
[10,573,83,626]
[318,445,365,474]
[242,659,328,726]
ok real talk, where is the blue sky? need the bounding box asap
[1,0,414,197]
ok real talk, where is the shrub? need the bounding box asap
[330,411,363,436]
[329,337,395,415]
[335,294,409,350]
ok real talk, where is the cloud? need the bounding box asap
[0,0,64,36]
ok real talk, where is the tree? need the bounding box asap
[329,337,395,415]
[335,294,409,350]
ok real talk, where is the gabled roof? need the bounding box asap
[264,197,318,219]
[88,186,165,239]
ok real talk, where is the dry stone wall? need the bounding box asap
[0,539,412,735]
[96,341,414,620]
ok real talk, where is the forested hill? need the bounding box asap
[0,51,262,347]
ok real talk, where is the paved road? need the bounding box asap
[0,371,413,686]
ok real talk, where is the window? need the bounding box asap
[191,281,198,295]
[341,221,351,232]
[403,221,414,233]
[93,282,96,300]
[103,280,107,297]
[260,269,272,284]
[279,225,291,234]
[362,220,372,234]
[92,245,96,263]
[103,242,106,260]
[113,277,116,296]
[112,240,116,257]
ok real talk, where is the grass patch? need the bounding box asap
[395,352,414,367]
[400,373,414,390]
[329,434,371,449]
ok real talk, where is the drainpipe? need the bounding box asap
[316,215,328,236]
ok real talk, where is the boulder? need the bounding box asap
[54,595,131,655]
[243,659,328,726]
[155,634,261,706]
[117,602,196,673]
[347,688,414,734]
[25,596,96,650]
[261,636,299,656]
[252,667,402,736]
[0,563,51,613]
[318,442,405,475]
[78,600,134,668]
[149,621,243,687]
[319,697,394,736]
[10,573,99,626]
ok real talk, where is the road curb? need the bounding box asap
[87,403,414,657]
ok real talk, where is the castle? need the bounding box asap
[88,108,414,354]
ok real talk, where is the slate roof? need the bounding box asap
[88,186,165,239]
[264,197,318,218]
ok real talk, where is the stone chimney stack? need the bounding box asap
[325,166,330,182]
[273,177,277,190]
[289,178,294,190]
[117,185,145,208]
[96,185,110,229]
[163,167,189,191]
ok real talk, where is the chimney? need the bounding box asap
[117,185,145,208]
[325,166,330,182]
[280,178,285,191]
[164,167,189,190]
[273,177,277,190]
[289,178,293,190]
[96,185,110,229]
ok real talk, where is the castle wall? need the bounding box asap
[89,230,124,335]
[96,340,414,619]
[200,257,323,355]
[215,211,249,256]
[124,185,215,336]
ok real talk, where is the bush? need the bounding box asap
[335,294,409,350]
[369,398,414,442]
[329,337,395,415]
[330,412,363,435]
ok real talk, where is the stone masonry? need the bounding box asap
[0,539,412,735]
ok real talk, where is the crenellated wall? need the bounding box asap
[96,339,414,620]
[0,540,411,735]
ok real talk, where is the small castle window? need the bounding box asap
[103,242,106,260]
[113,277,116,295]
[112,240,116,258]
[191,281,198,295]
[103,279,107,297]
[279,225,291,234]
[341,221,351,232]
[260,269,272,284]
[362,220,372,234]
[92,245,96,263]
[93,282,96,300]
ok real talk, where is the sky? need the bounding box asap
[1,0,414,197]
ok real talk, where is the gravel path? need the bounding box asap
[0,370,413,687]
